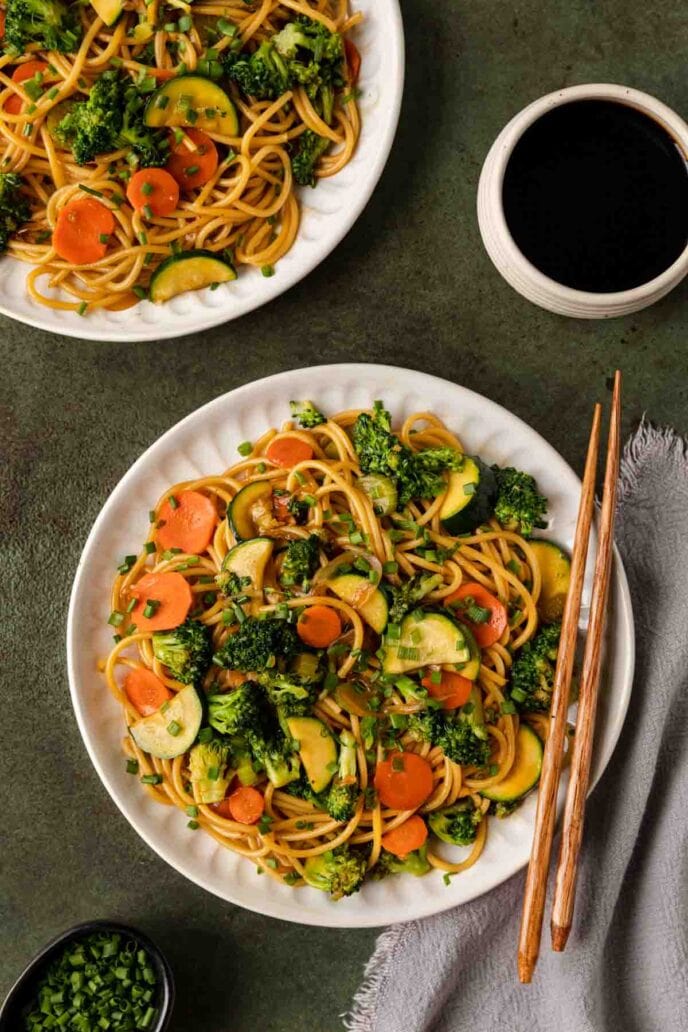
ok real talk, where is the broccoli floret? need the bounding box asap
[303,844,366,899]
[289,399,327,427]
[491,466,548,537]
[492,799,521,819]
[352,402,463,507]
[509,622,561,712]
[286,494,310,525]
[273,17,343,120]
[428,800,483,845]
[279,534,320,588]
[208,681,266,738]
[372,844,430,879]
[227,736,259,786]
[3,0,81,55]
[291,130,330,187]
[188,738,230,804]
[387,573,443,624]
[213,615,299,672]
[152,619,212,688]
[326,729,359,822]
[54,71,123,165]
[406,704,491,768]
[224,39,290,100]
[0,173,30,254]
[257,671,317,716]
[252,731,301,788]
[215,569,251,599]
[119,83,169,168]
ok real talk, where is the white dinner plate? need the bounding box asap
[0,1,404,342]
[67,364,635,927]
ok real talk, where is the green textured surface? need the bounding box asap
[2,1,688,1029]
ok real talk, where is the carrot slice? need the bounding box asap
[374,752,434,811]
[129,571,192,631]
[156,490,217,555]
[126,167,180,217]
[381,815,428,857]
[166,128,218,192]
[0,11,6,39]
[297,605,341,648]
[445,582,508,648]
[124,667,171,716]
[344,39,361,85]
[53,198,115,265]
[225,785,265,825]
[265,436,314,469]
[5,60,48,114]
[421,669,474,710]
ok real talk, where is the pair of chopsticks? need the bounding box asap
[518,370,622,984]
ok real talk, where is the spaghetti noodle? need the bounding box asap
[0,0,362,312]
[101,402,565,897]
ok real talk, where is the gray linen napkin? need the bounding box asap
[345,421,688,1032]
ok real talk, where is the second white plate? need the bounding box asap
[67,364,634,927]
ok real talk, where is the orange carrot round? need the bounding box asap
[166,128,218,191]
[156,490,217,555]
[421,669,473,710]
[445,582,508,648]
[374,752,434,811]
[5,60,48,114]
[297,605,341,648]
[126,167,180,217]
[0,11,6,39]
[265,436,314,469]
[381,815,428,857]
[124,667,171,716]
[53,198,115,265]
[129,571,192,631]
[344,39,361,85]
[226,785,265,825]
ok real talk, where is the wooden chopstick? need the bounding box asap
[551,371,622,951]
[517,403,602,984]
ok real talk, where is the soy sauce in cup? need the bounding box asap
[501,99,688,293]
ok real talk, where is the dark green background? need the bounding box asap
[3,1,687,1029]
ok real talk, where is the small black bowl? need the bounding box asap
[0,920,174,1031]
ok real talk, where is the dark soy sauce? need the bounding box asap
[502,100,688,292]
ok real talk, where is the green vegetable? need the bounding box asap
[428,799,483,845]
[287,493,310,524]
[217,537,273,596]
[328,572,389,633]
[481,724,543,803]
[224,38,290,101]
[291,129,330,187]
[152,618,212,687]
[289,398,326,427]
[23,931,158,1031]
[381,610,470,676]
[352,401,463,507]
[406,693,491,768]
[509,622,561,712]
[279,533,320,588]
[189,738,230,803]
[303,844,366,899]
[0,173,31,255]
[372,844,431,878]
[257,670,318,716]
[3,0,82,56]
[439,456,498,535]
[387,572,443,624]
[359,472,398,516]
[491,465,548,537]
[286,715,337,793]
[149,250,237,303]
[130,683,203,759]
[144,75,239,136]
[324,728,359,822]
[213,615,299,672]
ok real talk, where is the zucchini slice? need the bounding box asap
[359,473,398,516]
[221,537,274,593]
[328,573,388,634]
[149,250,236,304]
[439,456,498,535]
[286,716,337,793]
[129,684,202,759]
[382,611,470,676]
[529,539,571,623]
[89,0,122,26]
[481,724,543,803]
[458,624,481,680]
[228,480,273,541]
[145,75,239,136]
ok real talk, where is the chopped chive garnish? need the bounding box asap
[141,773,163,785]
[141,181,153,196]
[126,598,137,613]
[186,804,198,818]
[167,720,181,736]
[77,301,88,316]
[237,440,253,456]
[382,560,398,574]
[108,610,124,627]
[261,264,274,277]
[144,540,156,553]
[143,599,160,619]
[168,494,179,509]
[80,184,103,197]
[126,758,139,774]
[187,819,199,829]
[185,164,200,176]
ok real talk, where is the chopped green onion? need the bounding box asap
[108,610,124,627]
[140,773,163,785]
[167,720,181,736]
[126,759,139,775]
[237,440,253,456]
[261,264,275,277]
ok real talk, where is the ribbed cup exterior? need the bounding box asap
[477,83,688,319]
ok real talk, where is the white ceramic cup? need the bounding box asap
[477,83,688,318]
